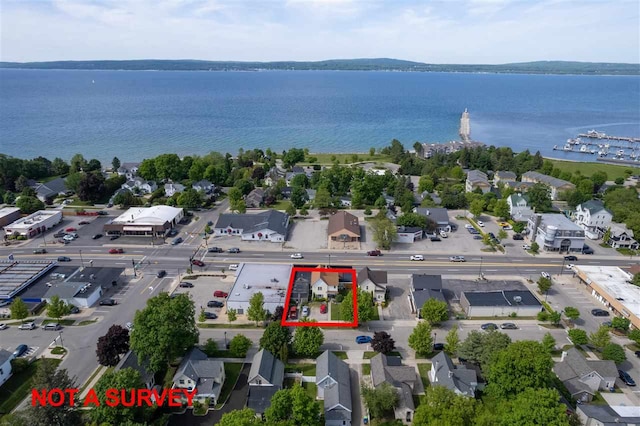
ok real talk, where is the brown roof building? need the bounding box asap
[327,211,361,250]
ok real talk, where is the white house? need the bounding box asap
[117,162,140,180]
[606,223,639,249]
[0,349,13,387]
[192,180,215,194]
[164,183,185,197]
[574,200,613,240]
[357,267,387,302]
[311,269,340,299]
[507,193,534,221]
[172,348,225,405]
[521,171,575,201]
[122,177,157,195]
[213,210,289,242]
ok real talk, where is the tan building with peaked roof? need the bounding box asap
[327,211,361,250]
[312,266,341,299]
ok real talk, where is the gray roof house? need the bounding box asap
[606,223,639,250]
[0,348,13,387]
[116,350,155,390]
[245,188,265,208]
[316,351,352,426]
[164,182,185,197]
[409,274,445,318]
[192,180,215,194]
[414,208,451,232]
[117,162,140,179]
[429,352,477,397]
[173,348,225,404]
[247,349,285,415]
[553,348,618,403]
[370,354,420,424]
[521,171,575,200]
[465,170,491,193]
[507,193,533,221]
[214,210,290,243]
[32,177,71,202]
[357,267,387,303]
[493,170,517,187]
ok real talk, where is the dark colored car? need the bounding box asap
[367,250,382,256]
[512,234,524,240]
[157,270,167,278]
[564,255,578,261]
[191,259,205,267]
[69,306,80,314]
[53,231,66,238]
[99,299,117,306]
[433,343,445,351]
[582,245,594,254]
[634,350,640,358]
[171,237,183,245]
[473,235,483,240]
[168,229,178,237]
[97,211,109,215]
[13,344,28,357]
[204,312,218,319]
[179,282,194,288]
[207,300,224,308]
[78,221,90,225]
[214,290,228,298]
[208,247,223,253]
[481,323,498,330]
[33,249,47,254]
[57,256,71,262]
[488,232,496,239]
[110,235,120,240]
[92,234,103,239]
[619,370,636,386]
[500,323,518,329]
[430,236,441,242]
[228,248,241,253]
[109,248,124,254]
[591,308,610,317]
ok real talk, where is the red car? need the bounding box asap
[289,306,298,319]
[214,290,228,298]
[320,303,327,314]
[192,259,205,267]
[66,227,77,232]
[109,248,124,254]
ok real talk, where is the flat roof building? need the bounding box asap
[103,206,184,236]
[528,213,585,253]
[0,207,21,228]
[460,290,542,317]
[3,210,62,238]
[0,261,56,300]
[226,263,293,315]
[43,281,103,308]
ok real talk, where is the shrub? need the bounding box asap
[537,311,549,322]
[202,338,217,357]
[335,294,344,303]
[229,334,252,358]
[364,207,372,215]
[10,357,29,373]
[567,328,588,345]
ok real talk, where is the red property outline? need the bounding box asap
[281,266,358,327]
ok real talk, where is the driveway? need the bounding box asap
[286,219,328,251]
[168,363,250,426]
[383,276,414,320]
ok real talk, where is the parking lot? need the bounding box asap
[382,275,414,320]
[286,219,328,251]
[169,275,234,320]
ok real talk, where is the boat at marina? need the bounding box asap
[563,143,573,151]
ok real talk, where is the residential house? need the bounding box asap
[553,348,618,403]
[172,348,225,405]
[370,354,420,424]
[121,177,157,195]
[245,188,265,208]
[327,211,361,250]
[414,207,451,232]
[164,182,185,197]
[502,180,535,193]
[116,350,155,390]
[247,349,284,416]
[606,223,639,249]
[396,226,423,243]
[527,213,585,253]
[577,393,640,425]
[213,210,290,242]
[429,352,477,397]
[311,267,340,299]
[264,166,286,187]
[316,351,352,426]
[0,349,13,387]
[285,166,306,186]
[521,171,576,200]
[357,267,387,303]
[383,193,395,207]
[465,170,491,193]
[507,193,534,221]
[192,180,215,194]
[493,171,517,188]
[117,162,140,180]
[31,177,71,202]
[409,274,445,318]
[291,272,311,304]
[574,200,613,239]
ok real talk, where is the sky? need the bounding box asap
[1,0,639,64]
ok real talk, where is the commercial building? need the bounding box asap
[0,260,57,300]
[43,281,103,308]
[3,210,62,238]
[327,211,361,250]
[527,214,585,253]
[213,210,289,243]
[0,207,21,228]
[574,200,613,240]
[0,349,14,387]
[465,170,490,193]
[572,266,640,330]
[395,226,423,243]
[226,263,292,315]
[103,206,184,237]
[521,171,575,200]
[460,290,542,317]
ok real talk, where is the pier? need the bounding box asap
[578,130,640,143]
[552,130,640,163]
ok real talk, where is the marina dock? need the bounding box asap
[552,130,640,163]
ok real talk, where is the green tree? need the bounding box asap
[69,153,87,173]
[229,334,252,358]
[47,295,71,320]
[445,327,460,355]
[361,383,399,419]
[563,306,580,323]
[96,325,130,367]
[470,199,485,218]
[247,292,267,325]
[418,175,434,193]
[299,206,309,216]
[528,183,553,211]
[10,297,29,322]
[130,292,199,372]
[370,217,397,250]
[112,157,121,171]
[567,328,589,345]
[486,340,554,398]
[611,316,631,331]
[260,322,292,362]
[16,195,44,214]
[90,368,148,425]
[293,322,324,358]
[76,172,106,202]
[542,332,556,353]
[51,157,70,175]
[313,185,333,209]
[218,408,260,426]
[589,325,611,350]
[265,385,321,426]
[285,202,297,216]
[408,321,433,356]
[396,212,427,229]
[290,187,308,208]
[282,148,305,168]
[413,386,477,426]
[549,310,562,326]
[227,186,243,204]
[498,388,570,426]
[602,343,626,364]
[493,199,510,220]
[227,308,237,322]
[627,328,640,344]
[457,330,511,371]
[177,188,203,208]
[537,276,552,294]
[340,289,375,323]
[230,199,246,213]
[530,241,540,253]
[290,173,309,189]
[420,298,449,325]
[497,229,508,241]
[590,170,608,190]
[202,338,218,357]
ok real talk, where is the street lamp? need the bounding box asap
[132,258,137,277]
[328,253,331,268]
[560,257,566,275]
[224,331,228,349]
[58,330,64,349]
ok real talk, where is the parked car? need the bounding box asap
[19,322,36,330]
[65,227,77,232]
[208,247,223,253]
[204,312,218,320]
[356,336,372,344]
[635,351,640,358]
[602,321,612,327]
[541,271,551,279]
[566,264,575,270]
[171,237,183,245]
[320,304,327,314]
[582,245,594,254]
[33,249,47,254]
[301,306,310,317]
[512,234,524,240]
[97,211,109,215]
[69,306,80,314]
[228,264,239,271]
[167,229,178,237]
[439,231,448,238]
[191,259,205,267]
[228,248,241,253]
[99,299,117,306]
[500,323,517,329]
[44,323,61,331]
[464,224,474,229]
[473,235,483,240]
[207,300,224,308]
[125,322,133,331]
[522,244,531,250]
[291,253,304,259]
[13,344,28,357]
[477,220,485,227]
[92,234,103,239]
[78,221,90,225]
[156,270,167,278]
[564,255,578,261]
[410,255,424,261]
[430,236,441,241]
[449,256,466,262]
[214,290,229,298]
[591,308,610,317]
[0,323,7,330]
[53,231,66,238]
[179,282,194,288]
[109,235,120,240]
[367,250,382,256]
[433,343,445,351]
[288,306,298,319]
[618,370,636,386]
[481,323,498,330]
[57,256,71,262]
[109,248,124,254]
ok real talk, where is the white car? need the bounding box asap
[449,256,466,262]
[464,224,474,229]
[125,322,134,331]
[522,244,531,250]
[541,271,551,279]
[0,323,7,330]
[410,255,424,261]
[301,306,310,317]
[439,231,448,238]
[291,253,304,259]
[228,264,239,271]
[566,264,575,270]
[477,220,485,227]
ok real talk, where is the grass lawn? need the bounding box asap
[268,200,291,210]
[42,319,75,326]
[50,346,67,355]
[198,323,263,329]
[333,351,348,360]
[301,152,393,165]
[302,382,317,399]
[0,359,61,415]
[162,365,179,388]
[370,308,380,321]
[79,365,107,395]
[213,350,243,358]
[77,319,98,326]
[363,351,401,359]
[216,363,243,408]
[285,363,316,376]
[362,364,371,375]
[547,158,636,181]
[283,378,297,388]
[330,302,342,321]
[417,363,432,388]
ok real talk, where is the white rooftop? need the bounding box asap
[0,207,20,217]
[539,214,583,231]
[575,266,640,318]
[6,210,60,230]
[228,263,293,304]
[600,393,640,417]
[111,206,183,226]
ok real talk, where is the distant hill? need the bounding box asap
[1,58,638,75]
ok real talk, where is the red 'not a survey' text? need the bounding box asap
[31,388,198,407]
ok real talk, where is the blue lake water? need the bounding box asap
[1,69,639,163]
